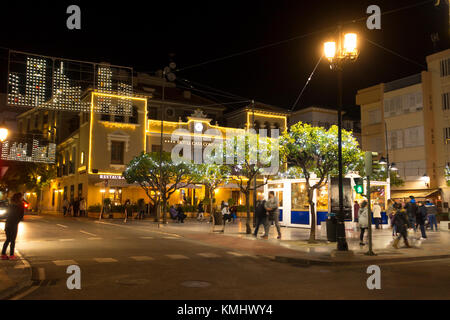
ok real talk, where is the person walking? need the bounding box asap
[405,196,417,232]
[392,203,412,249]
[137,199,145,220]
[79,198,86,217]
[358,200,369,246]
[386,199,396,236]
[373,200,382,229]
[353,201,360,222]
[230,205,237,223]
[73,198,80,217]
[425,199,438,231]
[1,193,24,260]
[416,201,428,240]
[221,203,232,224]
[253,195,267,238]
[62,198,69,216]
[264,191,281,239]
[176,204,186,223]
[197,202,204,221]
[169,205,178,220]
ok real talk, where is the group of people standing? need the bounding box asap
[254,191,281,240]
[169,204,187,223]
[62,197,86,217]
[357,196,439,249]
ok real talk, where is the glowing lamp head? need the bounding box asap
[324,41,336,61]
[0,128,8,142]
[343,33,358,56]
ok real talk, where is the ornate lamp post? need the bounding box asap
[323,27,359,251]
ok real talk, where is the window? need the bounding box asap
[78,183,83,199]
[63,186,67,200]
[445,127,450,144]
[387,130,403,150]
[443,92,450,110]
[151,144,162,153]
[129,106,138,124]
[291,183,309,211]
[440,58,450,77]
[367,109,381,124]
[34,114,39,129]
[70,185,74,202]
[384,92,422,118]
[111,141,125,164]
[71,147,77,173]
[404,126,424,148]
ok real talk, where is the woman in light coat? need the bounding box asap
[358,201,369,246]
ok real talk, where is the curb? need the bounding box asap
[273,253,450,266]
[0,251,34,300]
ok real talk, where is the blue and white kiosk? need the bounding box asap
[264,176,390,228]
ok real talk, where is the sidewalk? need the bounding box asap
[156,219,450,266]
[0,249,32,300]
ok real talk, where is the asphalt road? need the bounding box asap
[4,215,450,300]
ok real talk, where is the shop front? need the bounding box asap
[265,177,390,228]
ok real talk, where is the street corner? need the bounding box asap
[0,253,33,300]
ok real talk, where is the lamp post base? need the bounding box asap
[336,222,349,251]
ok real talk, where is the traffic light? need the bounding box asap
[364,151,379,176]
[354,178,364,194]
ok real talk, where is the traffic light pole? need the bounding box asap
[365,176,376,256]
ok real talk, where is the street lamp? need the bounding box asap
[0,127,8,142]
[323,28,359,252]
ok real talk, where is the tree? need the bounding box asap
[123,152,192,223]
[228,131,279,234]
[280,123,362,243]
[0,163,56,211]
[190,163,231,223]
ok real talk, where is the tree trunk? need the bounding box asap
[162,199,167,224]
[245,192,251,234]
[308,189,316,243]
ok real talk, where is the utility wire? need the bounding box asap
[290,55,324,112]
[363,37,426,68]
[174,0,435,73]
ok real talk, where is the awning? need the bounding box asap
[390,189,440,199]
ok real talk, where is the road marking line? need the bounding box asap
[80,230,97,237]
[56,224,68,228]
[114,237,127,240]
[130,256,154,261]
[53,260,77,266]
[197,253,221,258]
[227,251,255,258]
[94,258,118,263]
[59,239,75,242]
[87,237,103,240]
[139,236,153,239]
[10,286,40,300]
[163,236,180,239]
[166,254,189,260]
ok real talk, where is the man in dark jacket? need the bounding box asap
[253,195,267,238]
[1,193,24,260]
[404,196,417,231]
[392,203,411,249]
[416,202,427,239]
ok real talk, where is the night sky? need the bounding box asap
[0,0,448,114]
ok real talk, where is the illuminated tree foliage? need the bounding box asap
[280,123,362,243]
[228,131,279,234]
[190,163,231,222]
[123,152,193,223]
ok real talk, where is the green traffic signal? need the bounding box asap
[354,184,364,194]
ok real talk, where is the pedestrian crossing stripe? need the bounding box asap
[166,254,189,260]
[87,237,103,240]
[197,253,221,258]
[94,258,118,263]
[53,260,77,266]
[59,239,75,242]
[130,256,154,261]
[139,236,153,239]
